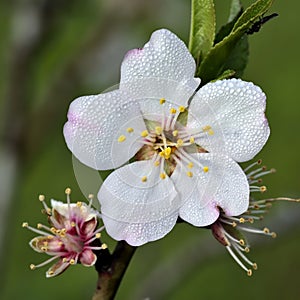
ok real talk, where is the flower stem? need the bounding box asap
[92,241,137,300]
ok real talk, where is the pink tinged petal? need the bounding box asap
[172,153,249,227]
[188,79,270,162]
[102,212,178,247]
[63,90,147,170]
[80,216,97,236]
[120,29,200,98]
[29,236,64,254]
[98,160,180,223]
[46,259,70,278]
[79,249,97,266]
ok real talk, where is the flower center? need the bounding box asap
[117,98,214,181]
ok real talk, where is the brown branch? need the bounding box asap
[93,241,136,300]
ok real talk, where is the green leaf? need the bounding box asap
[212,69,236,81]
[188,0,216,65]
[197,0,274,84]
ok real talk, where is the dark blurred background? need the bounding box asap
[1,0,299,299]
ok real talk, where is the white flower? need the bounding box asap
[63,29,270,246]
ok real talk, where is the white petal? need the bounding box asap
[120,29,199,90]
[98,160,180,223]
[171,153,249,227]
[102,212,178,246]
[63,90,146,170]
[188,79,270,162]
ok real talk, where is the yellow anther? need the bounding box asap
[176,139,184,147]
[263,227,270,234]
[69,259,75,265]
[101,243,108,250]
[247,269,253,276]
[155,126,163,135]
[22,222,28,228]
[232,221,237,228]
[48,271,54,276]
[141,176,147,182]
[187,162,194,169]
[208,129,214,136]
[239,239,245,246]
[50,227,57,234]
[245,247,250,253]
[178,106,185,112]
[239,218,245,223]
[260,186,267,193]
[76,201,82,207]
[203,166,209,173]
[159,98,166,105]
[30,264,36,270]
[172,130,178,137]
[118,135,126,142]
[65,188,71,195]
[164,147,171,159]
[71,221,76,227]
[253,263,258,270]
[38,194,45,201]
[95,233,101,239]
[88,194,94,199]
[41,246,47,252]
[126,127,134,133]
[47,235,53,239]
[154,161,160,167]
[37,223,43,229]
[189,136,195,144]
[186,171,193,177]
[170,108,177,114]
[271,232,277,238]
[63,258,68,263]
[141,130,149,137]
[160,173,166,180]
[202,125,212,132]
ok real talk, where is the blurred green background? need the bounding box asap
[1,0,299,299]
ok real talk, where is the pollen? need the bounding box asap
[176,139,184,147]
[186,171,193,177]
[160,173,166,179]
[65,188,71,195]
[203,166,209,173]
[260,186,267,193]
[154,160,160,167]
[187,162,194,169]
[179,106,185,112]
[141,130,149,137]
[126,127,134,133]
[172,130,178,137]
[141,176,147,182]
[170,108,177,114]
[159,98,166,105]
[155,126,163,135]
[189,136,195,144]
[118,135,126,142]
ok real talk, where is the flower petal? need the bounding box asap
[102,212,178,246]
[79,249,97,266]
[46,259,70,278]
[120,29,199,93]
[63,89,147,170]
[171,153,249,226]
[98,160,180,223]
[188,79,270,162]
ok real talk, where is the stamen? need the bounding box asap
[118,135,126,142]
[141,176,147,182]
[160,173,166,179]
[22,222,50,236]
[226,246,252,275]
[159,98,166,105]
[141,130,149,137]
[189,136,195,144]
[154,160,160,167]
[178,106,185,112]
[172,130,178,137]
[30,255,59,270]
[186,171,193,177]
[243,159,263,173]
[187,162,194,169]
[203,166,209,173]
[126,127,134,133]
[176,139,184,147]
[170,108,177,114]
